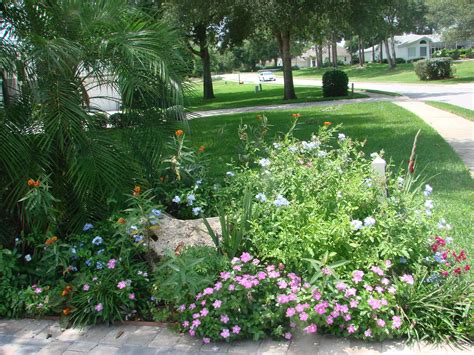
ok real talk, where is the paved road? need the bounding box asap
[220,73,474,110]
[1,319,473,355]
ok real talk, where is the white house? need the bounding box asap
[296,45,351,67]
[363,34,443,62]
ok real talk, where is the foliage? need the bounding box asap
[425,0,474,42]
[322,70,349,97]
[433,48,474,60]
[414,58,453,80]
[152,246,228,306]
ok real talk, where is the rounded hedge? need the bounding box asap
[414,57,453,80]
[322,70,348,97]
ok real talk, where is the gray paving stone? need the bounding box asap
[228,340,262,354]
[349,339,383,355]
[0,334,14,345]
[33,322,64,341]
[318,335,352,355]
[127,325,161,346]
[199,341,231,354]
[257,339,290,354]
[148,327,181,348]
[62,351,85,355]
[66,340,99,352]
[89,344,120,355]
[117,345,161,354]
[56,327,89,342]
[0,343,44,355]
[80,324,113,343]
[100,325,138,346]
[37,341,74,355]
[287,333,322,355]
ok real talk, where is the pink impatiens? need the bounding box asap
[400,274,414,285]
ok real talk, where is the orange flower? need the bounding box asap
[117,217,126,225]
[33,180,40,187]
[323,121,332,126]
[45,236,58,246]
[291,113,301,118]
[175,129,184,137]
[61,285,73,297]
[198,145,205,153]
[27,179,35,186]
[63,307,71,316]
[133,185,141,196]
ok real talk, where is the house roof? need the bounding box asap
[301,45,349,58]
[363,33,442,52]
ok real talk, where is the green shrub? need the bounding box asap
[322,70,348,97]
[414,58,453,80]
[395,58,406,64]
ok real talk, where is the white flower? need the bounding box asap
[255,193,267,203]
[226,171,235,177]
[192,207,203,216]
[425,209,432,216]
[437,218,446,229]
[318,150,327,157]
[195,179,203,187]
[336,191,342,199]
[424,200,433,209]
[172,196,181,203]
[288,146,298,153]
[274,195,290,207]
[364,178,373,188]
[338,133,346,141]
[187,194,196,206]
[370,152,379,159]
[446,237,453,244]
[258,158,271,167]
[302,141,318,150]
[364,216,376,227]
[397,177,404,187]
[24,254,32,262]
[350,220,363,231]
[424,184,433,197]
[273,143,281,149]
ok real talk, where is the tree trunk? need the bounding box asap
[200,45,215,99]
[358,37,364,67]
[372,45,375,63]
[317,44,323,68]
[390,34,397,68]
[327,43,331,66]
[384,39,395,69]
[273,57,278,67]
[332,36,338,68]
[379,42,383,63]
[1,71,11,107]
[277,30,297,100]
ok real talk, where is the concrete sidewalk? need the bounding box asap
[1,319,473,355]
[395,101,474,177]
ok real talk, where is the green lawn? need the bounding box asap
[424,101,474,122]
[171,102,473,253]
[186,81,367,111]
[280,61,474,84]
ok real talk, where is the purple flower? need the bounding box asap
[220,271,231,281]
[352,270,364,283]
[189,303,196,310]
[304,324,317,334]
[117,281,127,289]
[232,325,241,334]
[83,284,90,291]
[107,259,116,269]
[203,337,211,344]
[95,303,103,312]
[212,299,222,309]
[128,293,135,300]
[376,319,386,327]
[367,297,382,310]
[220,314,229,323]
[364,329,372,337]
[200,308,209,317]
[191,319,201,329]
[400,274,414,285]
[220,329,230,339]
[286,307,296,317]
[178,304,186,312]
[277,280,288,289]
[371,266,384,276]
[336,282,347,291]
[345,287,357,297]
[240,252,252,263]
[284,332,292,340]
[348,324,356,334]
[299,312,308,321]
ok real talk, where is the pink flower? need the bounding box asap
[336,282,347,291]
[189,303,196,310]
[252,258,260,265]
[295,304,305,313]
[203,287,214,295]
[203,337,211,344]
[189,330,196,337]
[388,286,397,294]
[34,287,42,294]
[349,299,359,308]
[314,302,328,314]
[107,259,116,269]
[343,314,351,321]
[277,280,288,289]
[385,260,392,268]
[192,313,200,319]
[299,312,308,321]
[376,319,386,327]
[231,257,240,264]
[220,329,230,338]
[257,272,266,280]
[304,323,317,334]
[266,265,275,272]
[82,284,90,291]
[286,307,296,317]
[117,281,127,289]
[345,288,357,297]
[371,266,384,276]
[375,286,384,293]
[228,284,235,291]
[212,300,222,309]
[214,282,223,291]
[392,316,402,329]
[312,289,321,300]
[268,271,280,278]
[352,270,364,283]
[381,299,388,306]
[364,329,372,337]
[182,321,189,328]
[95,303,103,312]
[220,314,229,323]
[400,274,414,285]
[326,316,334,325]
[240,252,252,263]
[322,267,332,275]
[178,304,186,312]
[364,284,373,292]
[284,332,292,340]
[381,278,390,285]
[191,319,201,329]
[128,293,135,300]
[232,265,241,271]
[220,271,231,281]
[367,297,382,310]
[200,308,209,317]
[232,325,241,334]
[347,324,356,334]
[277,295,290,304]
[201,300,206,306]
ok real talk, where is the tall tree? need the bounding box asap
[426,0,472,42]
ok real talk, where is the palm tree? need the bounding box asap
[0,0,188,233]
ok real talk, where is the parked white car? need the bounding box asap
[258,71,276,82]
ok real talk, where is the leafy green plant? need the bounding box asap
[203,189,254,259]
[322,70,349,97]
[414,58,453,80]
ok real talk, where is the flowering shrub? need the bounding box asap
[177,253,296,342]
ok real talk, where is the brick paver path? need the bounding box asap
[1,319,473,354]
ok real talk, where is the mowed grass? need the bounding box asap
[424,101,474,122]
[281,61,474,84]
[171,102,473,253]
[186,80,367,111]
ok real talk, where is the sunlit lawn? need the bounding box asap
[186,81,367,111]
[425,101,474,122]
[280,61,474,84]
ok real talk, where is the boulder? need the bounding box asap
[148,213,220,256]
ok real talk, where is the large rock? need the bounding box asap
[149,213,220,256]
